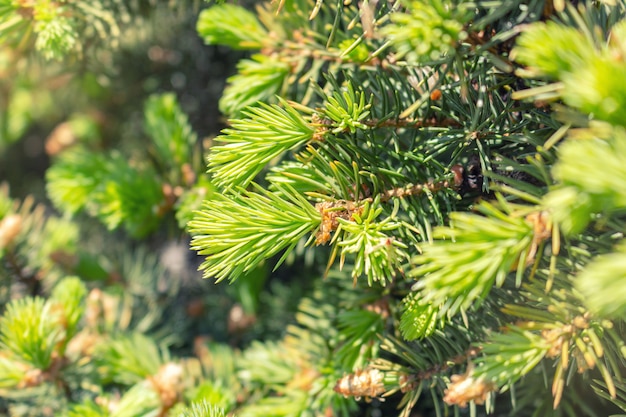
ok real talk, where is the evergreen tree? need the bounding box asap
[2,0,626,416]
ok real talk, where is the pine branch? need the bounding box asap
[178,400,228,417]
[189,183,321,282]
[576,241,626,318]
[197,3,268,50]
[409,200,547,318]
[208,99,315,188]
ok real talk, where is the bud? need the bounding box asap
[334,368,385,400]
[0,214,22,249]
[149,362,184,409]
[443,373,496,408]
[45,122,77,156]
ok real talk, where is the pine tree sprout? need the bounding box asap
[334,368,386,400]
[381,0,470,63]
[208,100,315,189]
[178,400,228,417]
[197,4,268,50]
[143,93,198,177]
[409,201,539,317]
[577,242,626,318]
[96,332,166,385]
[189,183,321,282]
[219,55,291,117]
[46,149,110,216]
[0,297,63,370]
[562,57,626,127]
[323,83,372,134]
[336,197,409,285]
[49,277,87,344]
[512,21,595,79]
[545,129,626,234]
[34,17,78,60]
[399,293,440,341]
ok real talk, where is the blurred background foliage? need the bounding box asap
[0,0,240,198]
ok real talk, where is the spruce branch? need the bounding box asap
[409,201,549,318]
[323,82,372,134]
[512,21,595,79]
[34,16,78,60]
[399,292,440,341]
[96,332,166,386]
[381,0,471,64]
[189,183,321,282]
[335,302,387,370]
[473,326,550,389]
[47,149,164,238]
[481,276,623,408]
[46,149,110,216]
[49,277,87,351]
[208,99,315,189]
[67,399,109,417]
[544,128,626,234]
[219,55,291,117]
[576,241,626,318]
[0,354,27,389]
[144,93,198,179]
[197,3,268,50]
[178,400,228,417]
[0,297,63,370]
[336,197,409,286]
[105,380,162,416]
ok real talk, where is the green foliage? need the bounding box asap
[0,297,62,370]
[576,241,626,318]
[208,100,315,188]
[399,293,440,341]
[46,93,205,237]
[96,332,166,385]
[90,154,163,237]
[562,57,626,127]
[45,149,109,215]
[177,400,227,417]
[323,82,371,134]
[544,127,626,234]
[513,21,595,79]
[474,325,550,388]
[144,93,198,177]
[337,197,409,286]
[197,3,267,50]
[50,276,87,343]
[219,55,291,117]
[409,201,536,317]
[189,183,321,282]
[0,278,85,384]
[67,399,110,417]
[34,16,78,60]
[46,148,164,237]
[382,0,471,63]
[0,0,123,60]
